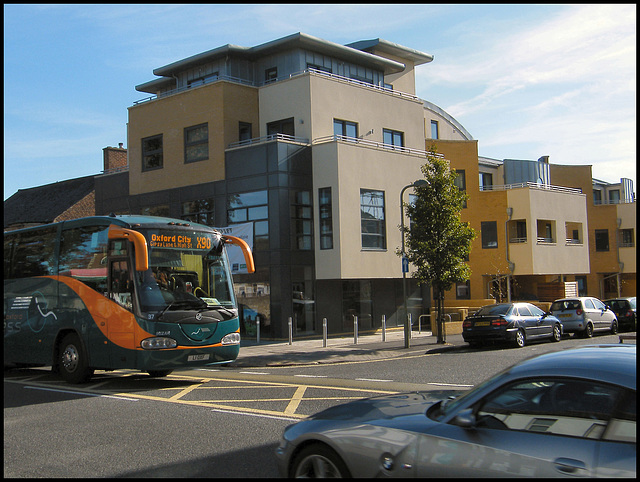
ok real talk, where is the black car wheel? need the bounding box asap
[583,323,594,338]
[291,443,350,478]
[552,324,562,342]
[610,320,618,334]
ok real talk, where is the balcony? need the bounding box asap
[133,68,422,106]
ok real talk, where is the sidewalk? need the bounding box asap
[231,329,467,367]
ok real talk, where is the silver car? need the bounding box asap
[276,345,636,478]
[550,297,618,337]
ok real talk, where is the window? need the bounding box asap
[319,187,333,250]
[184,123,208,163]
[142,134,163,171]
[481,221,498,249]
[187,72,218,88]
[383,129,404,149]
[620,228,634,247]
[307,63,332,74]
[342,280,372,330]
[431,120,439,139]
[537,220,555,243]
[595,229,609,251]
[508,220,527,243]
[593,189,603,205]
[5,227,58,278]
[456,281,470,299]
[360,189,386,250]
[292,191,313,250]
[239,122,252,143]
[265,67,277,83]
[333,119,358,139]
[182,199,214,226]
[480,172,493,190]
[475,378,625,440]
[59,226,109,295]
[454,169,467,208]
[267,118,295,137]
[565,222,583,244]
[228,191,269,251]
[609,189,620,204]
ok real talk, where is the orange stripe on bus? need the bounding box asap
[46,275,154,350]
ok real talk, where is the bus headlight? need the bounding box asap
[141,337,178,350]
[221,332,241,345]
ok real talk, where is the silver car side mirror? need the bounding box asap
[452,408,476,428]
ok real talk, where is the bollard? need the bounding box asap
[381,314,386,342]
[353,315,358,345]
[256,317,260,345]
[408,313,412,339]
[322,318,327,348]
[288,317,293,345]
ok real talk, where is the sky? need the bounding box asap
[3,3,636,200]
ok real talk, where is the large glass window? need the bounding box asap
[454,169,467,208]
[319,187,333,250]
[292,191,313,250]
[342,280,372,331]
[141,205,170,217]
[361,189,386,250]
[182,199,214,226]
[228,191,269,251]
[142,134,163,171]
[184,123,209,163]
[481,221,498,249]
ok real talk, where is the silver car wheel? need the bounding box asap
[294,454,343,478]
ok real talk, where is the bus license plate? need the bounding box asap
[188,354,210,362]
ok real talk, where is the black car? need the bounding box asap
[604,297,636,332]
[463,302,562,348]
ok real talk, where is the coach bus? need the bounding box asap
[4,215,254,383]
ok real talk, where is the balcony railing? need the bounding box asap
[481,182,582,194]
[133,68,422,106]
[313,135,444,159]
[227,133,309,150]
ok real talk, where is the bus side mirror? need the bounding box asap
[222,235,255,274]
[108,225,149,271]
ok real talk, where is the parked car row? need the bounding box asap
[462,296,634,348]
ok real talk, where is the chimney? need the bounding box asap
[103,144,128,172]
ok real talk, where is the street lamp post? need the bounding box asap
[400,180,428,349]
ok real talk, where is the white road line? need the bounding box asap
[355,378,393,382]
[211,408,300,422]
[25,386,139,401]
[294,374,328,378]
[427,382,473,388]
[239,371,270,375]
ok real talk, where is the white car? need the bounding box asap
[550,297,618,337]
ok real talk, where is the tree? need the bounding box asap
[400,148,476,343]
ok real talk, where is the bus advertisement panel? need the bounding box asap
[4,215,254,383]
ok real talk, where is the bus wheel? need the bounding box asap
[58,333,94,384]
[147,370,173,377]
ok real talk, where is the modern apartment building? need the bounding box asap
[84,33,635,338]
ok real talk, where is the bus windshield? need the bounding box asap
[134,228,235,315]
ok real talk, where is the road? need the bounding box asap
[4,333,627,477]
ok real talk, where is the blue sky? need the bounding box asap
[3,4,636,200]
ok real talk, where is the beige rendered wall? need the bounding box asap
[127,82,258,195]
[312,142,426,280]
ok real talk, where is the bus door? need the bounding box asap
[106,239,137,367]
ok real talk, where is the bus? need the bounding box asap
[4,215,254,383]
